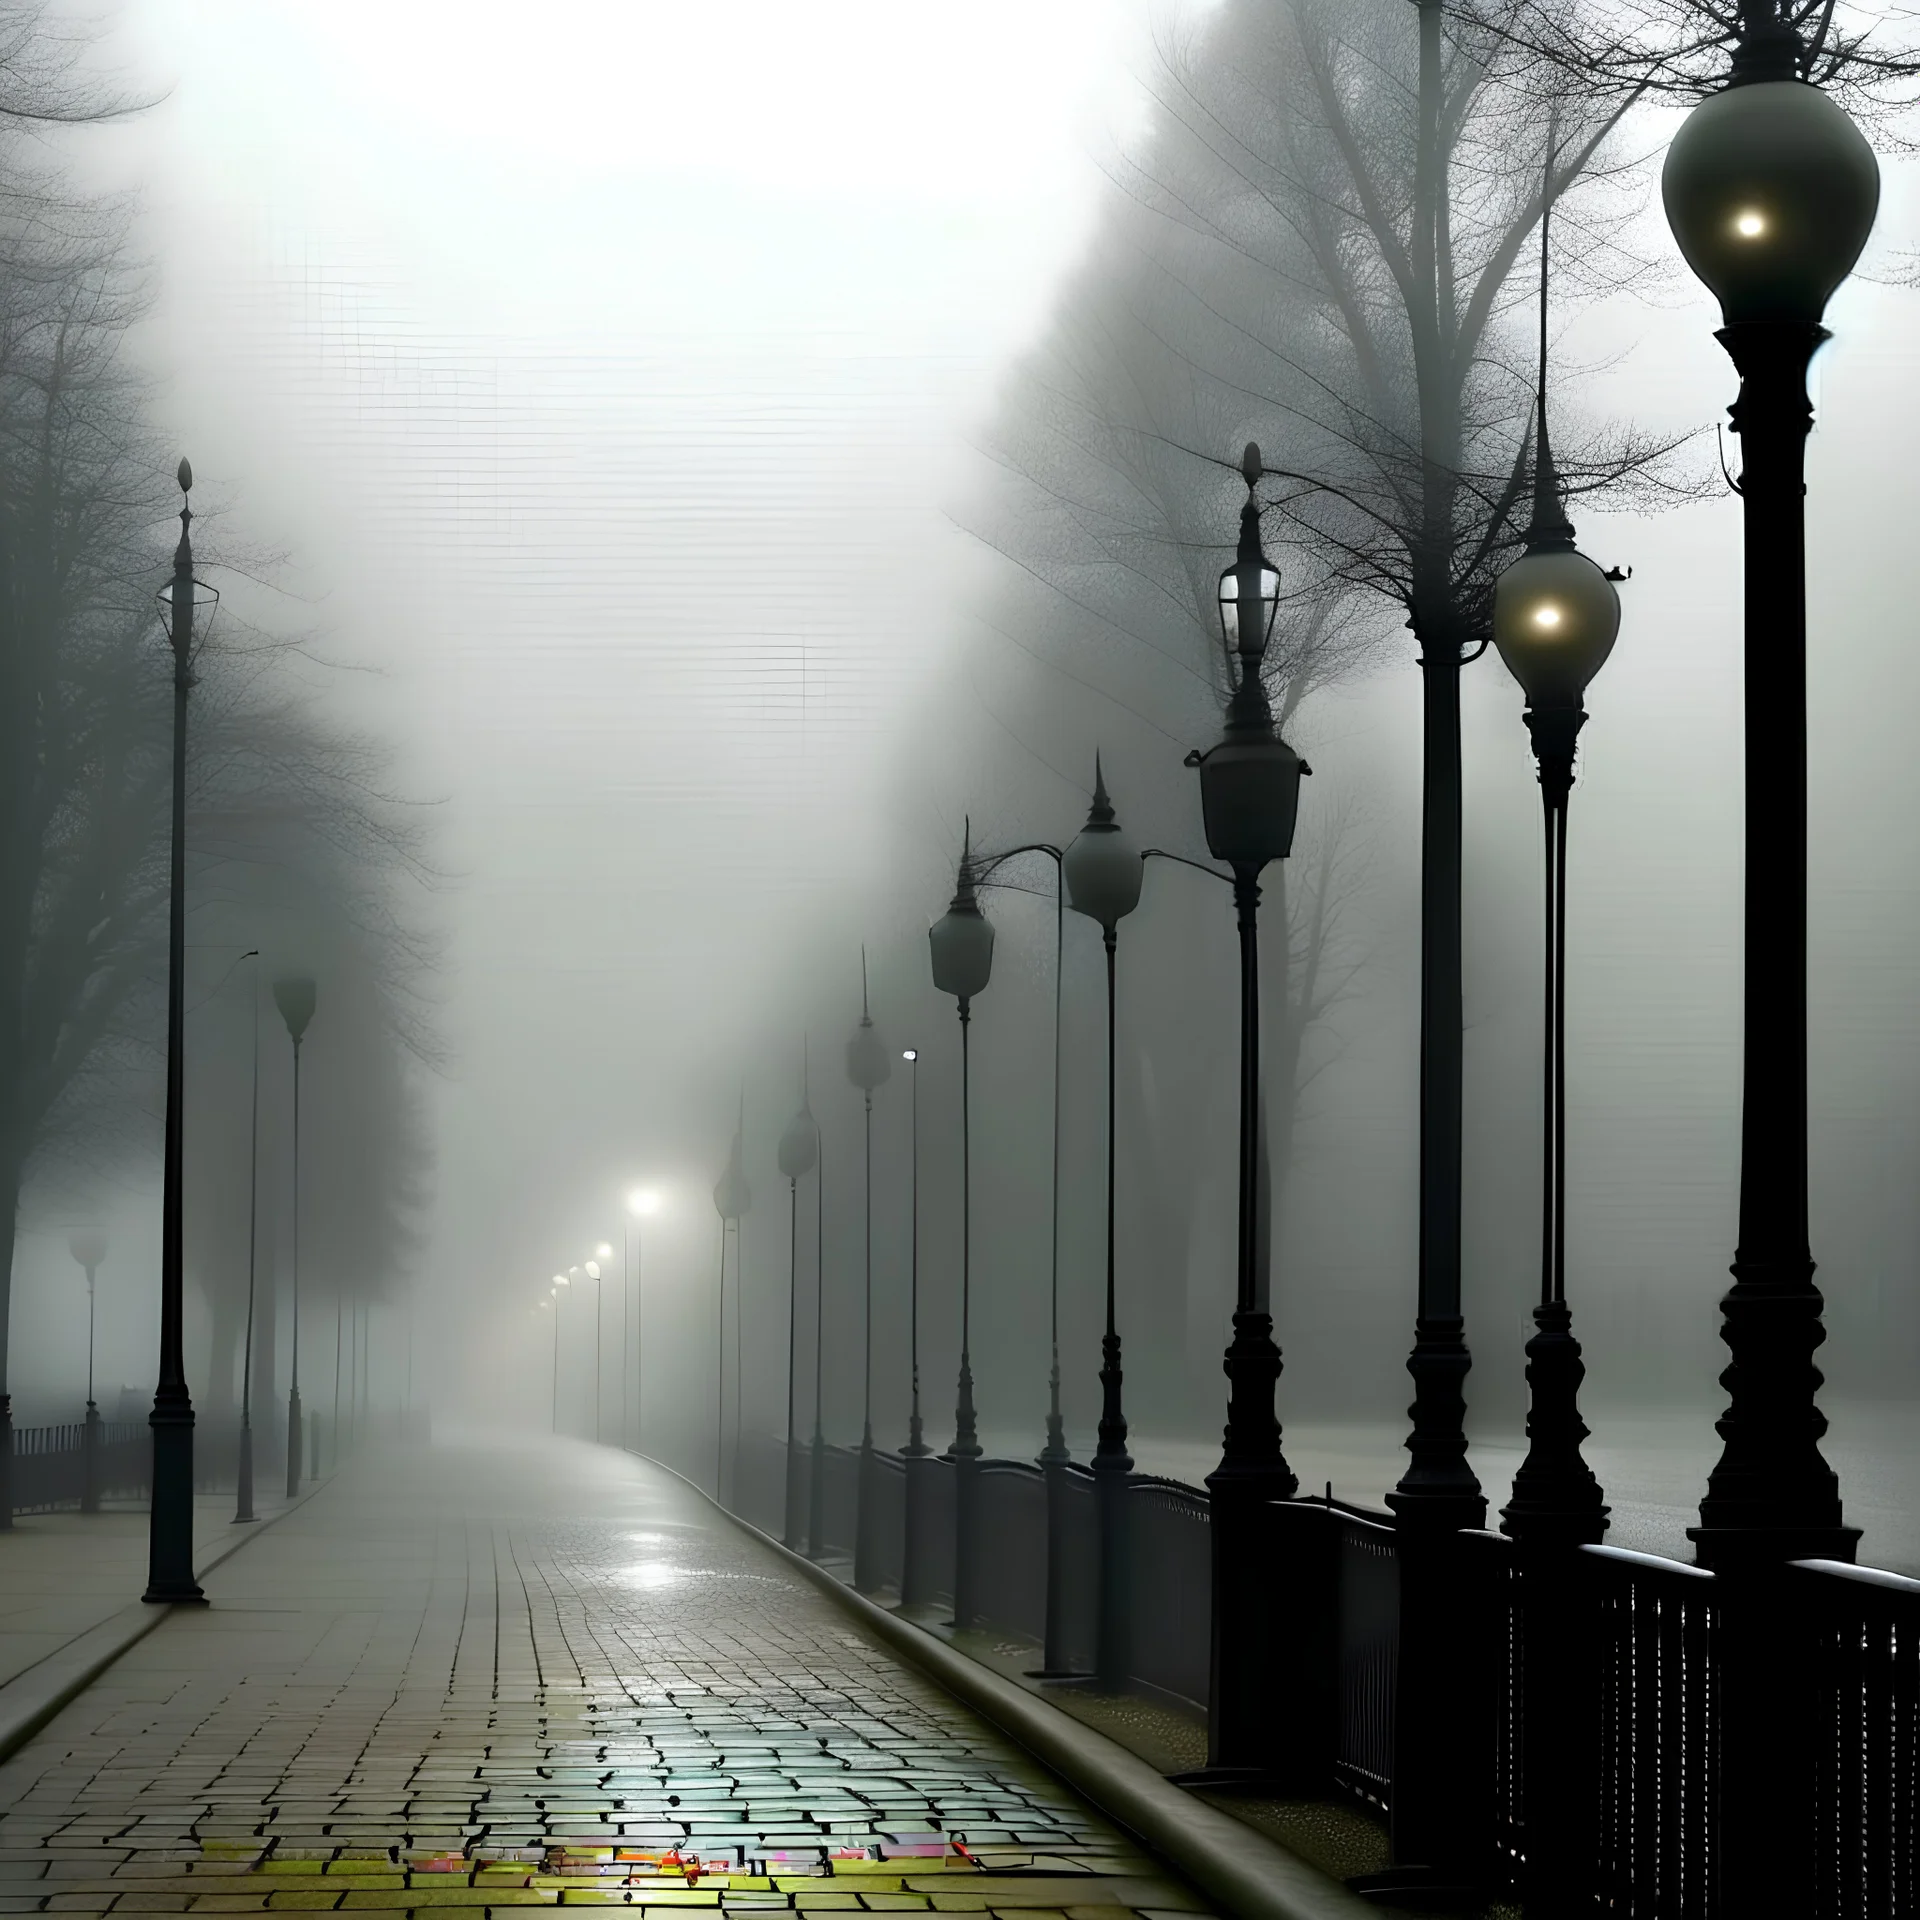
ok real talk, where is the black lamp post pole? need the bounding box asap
[785,1174,802,1549]
[900,1049,930,1606]
[235,953,263,1525]
[82,1264,98,1514]
[285,1028,303,1496]
[1690,318,1855,1568]
[949,996,982,1630]
[809,1133,827,1558]
[1091,922,1132,1687]
[145,462,206,1607]
[855,1085,877,1585]
[980,841,1074,1676]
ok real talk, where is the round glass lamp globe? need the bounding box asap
[627,1188,661,1217]
[929,902,995,1001]
[1064,822,1143,929]
[1492,549,1621,710]
[1662,81,1879,324]
[777,1110,819,1180]
[847,1019,892,1091]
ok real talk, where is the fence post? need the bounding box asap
[1513,1545,1601,1909]
[1717,1564,1819,1914]
[1265,1499,1336,1788]
[1377,1527,1499,1897]
[82,1406,101,1515]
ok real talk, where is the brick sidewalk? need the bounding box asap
[0,1435,1218,1918]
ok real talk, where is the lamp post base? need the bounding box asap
[234,1415,256,1524]
[143,1393,206,1606]
[81,1403,100,1517]
[853,1430,880,1591]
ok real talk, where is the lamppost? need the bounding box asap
[846,951,891,1589]
[626,1189,661,1450]
[778,1059,819,1549]
[973,837,1070,1676]
[594,1244,615,1444]
[713,1102,750,1501]
[68,1230,108,1517]
[1186,445,1308,1769]
[145,459,213,1607]
[275,975,316,1497]
[546,1279,566,1432]
[1662,0,1873,1573]
[807,1080,829,1561]
[1063,756,1144,1687]
[929,830,995,1631]
[234,949,264,1524]
[581,1260,605,1441]
[1486,186,1624,1906]
[899,1046,932,1606]
[1663,15,1877,1907]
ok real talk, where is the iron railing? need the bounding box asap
[728,1433,1918,1914]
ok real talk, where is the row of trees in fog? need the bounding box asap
[0,4,435,1445]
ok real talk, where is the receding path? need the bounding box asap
[0,1433,1216,1919]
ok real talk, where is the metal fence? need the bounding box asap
[728,1433,1920,1913]
[11,1421,149,1512]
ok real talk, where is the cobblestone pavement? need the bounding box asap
[0,1435,1218,1920]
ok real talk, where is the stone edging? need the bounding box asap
[0,1472,335,1765]
[644,1454,1377,1920]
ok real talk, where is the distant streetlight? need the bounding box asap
[583,1260,605,1441]
[626,1187,662,1451]
[1063,754,1145,1687]
[68,1229,109,1517]
[777,1053,820,1549]
[234,949,263,1525]
[898,1047,932,1606]
[146,460,215,1607]
[845,950,891,1589]
[274,974,317,1500]
[928,827,995,1631]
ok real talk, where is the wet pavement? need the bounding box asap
[0,1435,1221,1919]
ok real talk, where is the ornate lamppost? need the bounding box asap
[1187,445,1308,1770]
[68,1230,108,1516]
[846,952,892,1589]
[1662,0,1874,1574]
[778,1056,819,1550]
[929,831,995,1631]
[1062,757,1143,1687]
[1487,180,1624,1906]
[1662,12,1878,1906]
[145,460,213,1606]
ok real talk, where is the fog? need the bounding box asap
[6,0,1920,1575]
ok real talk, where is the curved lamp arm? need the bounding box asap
[1142,847,1235,888]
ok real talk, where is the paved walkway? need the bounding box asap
[0,1496,301,1691]
[0,1435,1217,1918]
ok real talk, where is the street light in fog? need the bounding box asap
[273,974,318,1500]
[582,1260,604,1442]
[1660,0,1875,1574]
[234,949,263,1526]
[1660,15,1879,1910]
[1062,755,1144,1688]
[928,829,995,1632]
[777,1058,820,1549]
[899,1047,934,1606]
[145,461,213,1606]
[713,1099,750,1501]
[68,1230,108,1517]
[627,1187,662,1453]
[1185,444,1309,1775]
[845,951,892,1591]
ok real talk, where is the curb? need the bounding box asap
[636,1452,1377,1920]
[0,1471,335,1765]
